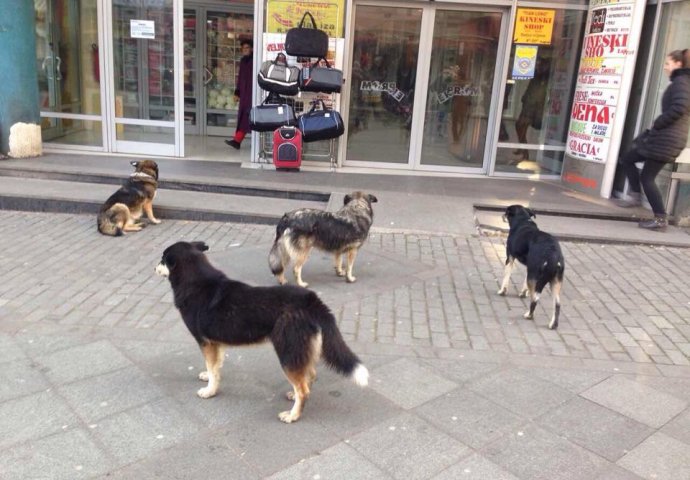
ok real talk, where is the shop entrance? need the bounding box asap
[345,3,508,173]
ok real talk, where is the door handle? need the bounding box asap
[203,66,213,85]
[55,56,62,80]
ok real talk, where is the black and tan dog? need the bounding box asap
[155,241,369,423]
[497,205,564,330]
[97,160,160,236]
[268,191,377,287]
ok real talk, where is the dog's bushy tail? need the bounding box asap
[97,204,128,237]
[318,307,369,387]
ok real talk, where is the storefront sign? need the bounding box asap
[266,0,345,38]
[565,0,636,163]
[513,9,555,45]
[512,45,538,80]
[130,20,155,39]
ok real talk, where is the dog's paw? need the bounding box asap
[346,275,356,283]
[150,218,161,225]
[198,371,209,382]
[279,410,300,423]
[335,268,345,277]
[497,288,507,296]
[197,386,217,399]
[297,281,309,288]
[519,290,528,298]
[286,391,295,401]
[523,311,534,320]
[277,275,287,285]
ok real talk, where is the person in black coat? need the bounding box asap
[615,49,690,230]
[225,40,253,150]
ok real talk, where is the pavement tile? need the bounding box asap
[90,397,201,465]
[431,453,519,480]
[0,357,50,403]
[0,334,26,364]
[518,366,611,394]
[483,423,609,480]
[348,412,469,480]
[536,396,654,461]
[617,432,690,480]
[34,339,132,385]
[660,409,690,445]
[415,388,524,449]
[367,358,458,409]
[581,375,688,428]
[467,367,574,420]
[0,428,113,480]
[267,442,391,480]
[0,390,79,449]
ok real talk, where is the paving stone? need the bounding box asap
[0,357,50,403]
[367,358,458,409]
[660,409,690,445]
[467,368,574,420]
[348,412,469,480]
[581,375,687,428]
[431,453,519,480]
[617,432,690,480]
[483,423,609,480]
[518,367,611,394]
[537,396,654,461]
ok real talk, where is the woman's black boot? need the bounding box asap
[639,215,668,231]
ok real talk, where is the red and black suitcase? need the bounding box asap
[273,126,302,170]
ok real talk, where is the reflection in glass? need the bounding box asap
[42,119,103,146]
[347,6,422,164]
[495,9,586,175]
[421,11,502,168]
[116,124,174,144]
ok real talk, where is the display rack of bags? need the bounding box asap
[252,12,344,170]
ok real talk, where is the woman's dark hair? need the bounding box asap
[240,39,253,49]
[668,49,690,68]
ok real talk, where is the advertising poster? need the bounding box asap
[512,45,538,80]
[513,8,555,45]
[565,0,636,163]
[266,0,345,38]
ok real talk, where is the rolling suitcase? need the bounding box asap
[273,126,302,170]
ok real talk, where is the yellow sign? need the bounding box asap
[514,8,555,45]
[266,0,345,38]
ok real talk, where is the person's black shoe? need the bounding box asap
[639,215,668,231]
[225,139,241,150]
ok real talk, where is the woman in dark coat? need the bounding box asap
[615,49,690,230]
[225,40,253,150]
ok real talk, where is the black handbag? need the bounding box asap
[285,12,328,58]
[299,58,342,94]
[249,95,297,132]
[257,53,299,96]
[297,100,344,142]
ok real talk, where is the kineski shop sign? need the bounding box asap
[566,0,635,163]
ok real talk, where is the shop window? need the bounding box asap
[495,8,586,175]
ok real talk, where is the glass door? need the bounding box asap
[109,0,181,156]
[418,10,504,171]
[183,8,199,134]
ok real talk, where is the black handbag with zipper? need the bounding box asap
[299,58,342,94]
[285,12,328,58]
[257,53,299,96]
[297,100,344,142]
[249,94,297,132]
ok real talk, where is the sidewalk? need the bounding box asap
[0,154,688,479]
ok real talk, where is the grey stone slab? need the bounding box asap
[0,334,26,364]
[348,413,469,480]
[267,442,391,480]
[617,432,690,480]
[0,357,49,402]
[11,333,89,359]
[58,365,166,423]
[483,424,609,480]
[112,339,191,363]
[102,430,260,480]
[90,397,201,465]
[592,465,644,480]
[537,396,654,461]
[0,390,79,449]
[368,358,458,409]
[420,358,502,384]
[467,368,574,420]
[581,375,688,428]
[34,339,132,385]
[519,366,612,394]
[0,428,113,480]
[431,453,519,480]
[661,409,690,445]
[415,388,524,449]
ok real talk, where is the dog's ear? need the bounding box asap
[368,194,378,203]
[164,253,176,270]
[527,208,536,219]
[130,161,139,168]
[344,194,352,205]
[191,241,209,252]
[152,163,159,180]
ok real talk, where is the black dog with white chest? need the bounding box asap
[155,241,369,424]
[497,205,565,330]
